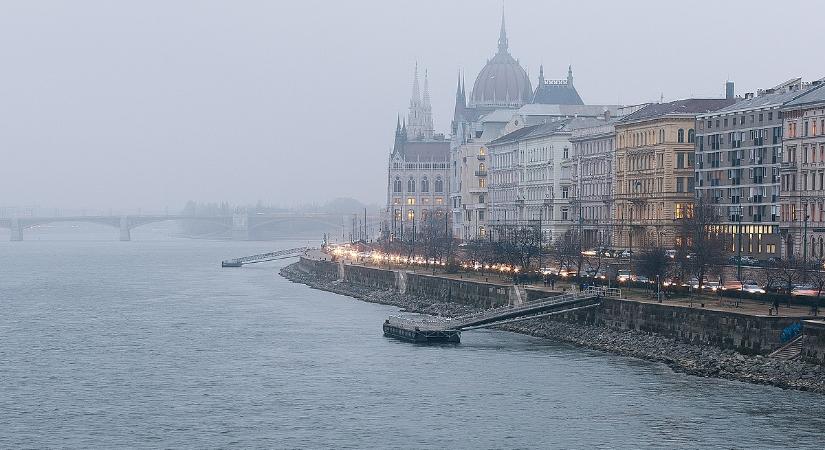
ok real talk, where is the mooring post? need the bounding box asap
[10,218,23,241]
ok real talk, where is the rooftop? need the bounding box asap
[620,98,735,124]
[784,81,825,108]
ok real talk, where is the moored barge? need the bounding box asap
[383,315,460,343]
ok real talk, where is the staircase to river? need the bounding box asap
[769,336,803,360]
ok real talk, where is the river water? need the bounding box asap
[2,233,825,448]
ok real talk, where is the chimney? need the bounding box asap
[744,92,754,100]
[725,81,735,100]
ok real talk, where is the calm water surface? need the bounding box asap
[2,233,825,448]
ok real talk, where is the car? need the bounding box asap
[791,284,819,297]
[581,249,598,256]
[618,250,633,258]
[665,250,677,259]
[742,283,766,294]
[617,270,632,282]
[633,275,651,283]
[705,281,722,291]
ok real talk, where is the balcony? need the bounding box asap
[475,170,488,177]
[477,154,486,161]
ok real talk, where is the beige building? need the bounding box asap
[613,99,734,251]
[779,82,825,259]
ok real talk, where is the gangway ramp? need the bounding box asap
[449,286,621,330]
[221,247,310,267]
[383,286,621,343]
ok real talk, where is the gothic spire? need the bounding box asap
[538,64,544,85]
[498,5,508,53]
[411,62,421,106]
[567,65,574,85]
[423,69,431,109]
[396,114,401,133]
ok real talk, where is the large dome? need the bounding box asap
[470,15,532,108]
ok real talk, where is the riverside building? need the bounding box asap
[386,66,450,240]
[695,79,811,260]
[613,98,734,250]
[779,81,825,259]
[570,120,618,249]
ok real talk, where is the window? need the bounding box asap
[677,129,685,143]
[563,147,569,159]
[434,177,443,193]
[676,178,684,193]
[479,194,485,203]
[677,153,685,169]
[561,208,569,220]
[393,177,402,193]
[562,187,569,198]
[407,210,414,221]
[407,197,415,205]
[688,129,695,143]
[407,177,415,192]
[478,210,485,220]
[421,177,429,192]
[479,178,485,188]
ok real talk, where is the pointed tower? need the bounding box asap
[407,63,432,140]
[498,6,508,54]
[393,114,406,155]
[452,71,466,137]
[567,65,574,86]
[422,69,434,139]
[538,64,545,86]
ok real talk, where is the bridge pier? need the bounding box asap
[10,218,22,241]
[231,211,249,241]
[119,216,131,241]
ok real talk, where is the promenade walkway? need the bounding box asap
[303,250,819,320]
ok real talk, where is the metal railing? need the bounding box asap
[450,286,620,329]
[222,246,310,267]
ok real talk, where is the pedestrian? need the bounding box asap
[772,298,780,315]
[550,278,555,290]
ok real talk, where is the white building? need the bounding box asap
[386,66,449,240]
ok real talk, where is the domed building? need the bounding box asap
[469,15,532,108]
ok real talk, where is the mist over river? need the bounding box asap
[2,233,825,448]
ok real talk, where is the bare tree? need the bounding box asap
[676,196,731,292]
[806,262,825,316]
[636,246,670,282]
[774,258,803,295]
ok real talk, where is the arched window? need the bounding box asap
[393,177,402,193]
[677,129,685,143]
[407,177,415,193]
[688,129,695,143]
[659,129,664,143]
[479,163,486,172]
[434,176,443,193]
[421,176,429,193]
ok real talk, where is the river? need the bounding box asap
[2,233,825,448]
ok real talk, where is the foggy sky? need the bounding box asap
[2,0,823,212]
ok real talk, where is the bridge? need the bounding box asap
[0,215,232,241]
[383,286,621,343]
[0,211,357,241]
[222,247,310,267]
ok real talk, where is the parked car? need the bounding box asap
[665,249,677,259]
[617,270,632,282]
[742,283,766,294]
[633,275,651,283]
[705,281,722,291]
[791,284,819,297]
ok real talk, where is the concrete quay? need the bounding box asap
[281,256,825,393]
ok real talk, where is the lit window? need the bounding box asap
[407,197,415,205]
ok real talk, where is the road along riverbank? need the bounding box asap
[279,260,825,393]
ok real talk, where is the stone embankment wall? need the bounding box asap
[803,321,825,363]
[296,257,812,357]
